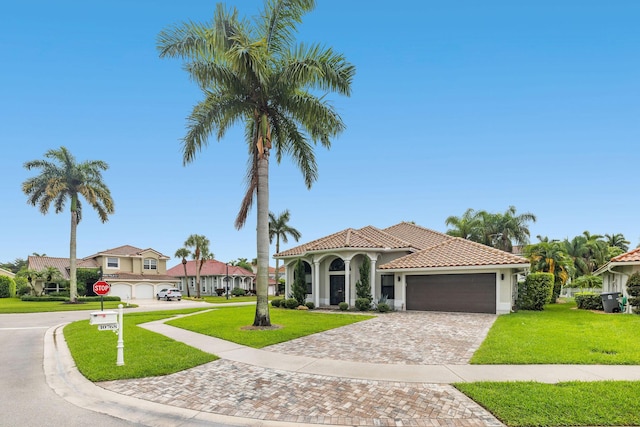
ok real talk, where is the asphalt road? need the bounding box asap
[0,300,219,427]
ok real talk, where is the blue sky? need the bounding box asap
[1,1,639,268]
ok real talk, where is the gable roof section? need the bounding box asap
[167,259,255,278]
[275,224,426,257]
[84,245,170,260]
[382,222,452,250]
[379,237,529,270]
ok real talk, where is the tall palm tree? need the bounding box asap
[269,210,302,292]
[581,231,608,274]
[562,236,589,278]
[184,234,210,299]
[605,233,630,252]
[22,146,114,302]
[174,247,191,297]
[444,208,482,241]
[524,240,574,291]
[157,0,354,326]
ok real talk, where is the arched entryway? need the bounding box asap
[329,258,345,305]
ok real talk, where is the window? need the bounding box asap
[107,257,119,269]
[144,258,157,270]
[329,258,345,271]
[381,274,395,299]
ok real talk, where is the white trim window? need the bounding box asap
[107,257,119,269]
[144,258,157,271]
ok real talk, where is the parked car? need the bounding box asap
[156,288,182,301]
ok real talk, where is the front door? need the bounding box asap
[330,275,345,305]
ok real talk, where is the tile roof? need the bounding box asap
[167,259,255,278]
[104,272,177,282]
[611,247,640,263]
[379,237,530,269]
[381,222,452,250]
[27,256,98,280]
[275,224,423,257]
[83,245,170,260]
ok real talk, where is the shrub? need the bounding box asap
[575,292,603,310]
[271,298,282,307]
[305,301,315,309]
[284,298,299,309]
[356,256,372,301]
[517,272,554,310]
[16,284,32,296]
[21,295,68,302]
[231,287,246,297]
[626,272,640,313]
[338,301,349,311]
[355,297,371,311]
[377,302,390,313]
[0,276,16,298]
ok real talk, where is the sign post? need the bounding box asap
[116,304,124,366]
[93,280,110,311]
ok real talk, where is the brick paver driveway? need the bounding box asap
[100,311,502,426]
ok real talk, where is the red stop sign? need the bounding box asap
[93,281,110,295]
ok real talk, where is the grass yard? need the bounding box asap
[167,305,374,348]
[456,381,640,426]
[0,297,136,313]
[471,301,640,364]
[65,308,216,382]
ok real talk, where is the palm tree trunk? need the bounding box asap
[69,200,78,303]
[274,236,280,296]
[196,260,201,299]
[254,154,271,326]
[182,262,190,297]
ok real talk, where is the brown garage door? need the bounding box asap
[406,273,496,313]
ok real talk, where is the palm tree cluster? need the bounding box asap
[524,231,629,292]
[175,234,213,299]
[445,206,537,252]
[157,0,354,326]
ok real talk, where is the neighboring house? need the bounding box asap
[27,245,177,299]
[167,259,255,296]
[274,222,529,314]
[0,268,15,279]
[594,247,640,312]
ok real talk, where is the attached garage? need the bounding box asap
[135,284,154,299]
[109,284,132,300]
[406,273,496,313]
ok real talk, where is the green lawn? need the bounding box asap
[456,381,640,426]
[187,295,263,304]
[167,305,374,348]
[65,308,216,382]
[0,297,136,313]
[471,301,640,364]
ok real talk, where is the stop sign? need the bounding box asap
[93,281,111,295]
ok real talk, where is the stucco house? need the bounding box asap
[167,259,255,296]
[274,222,529,314]
[28,245,178,300]
[594,247,640,313]
[0,268,15,279]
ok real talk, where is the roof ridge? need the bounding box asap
[358,225,414,248]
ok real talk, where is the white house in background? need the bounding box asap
[594,247,640,313]
[28,245,177,300]
[274,222,530,314]
[167,259,255,296]
[0,268,15,279]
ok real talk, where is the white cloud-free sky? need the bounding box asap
[1,0,639,267]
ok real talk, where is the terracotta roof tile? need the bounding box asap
[382,222,452,250]
[611,247,640,262]
[27,256,98,280]
[379,238,530,269]
[83,245,170,260]
[167,259,255,277]
[104,272,177,282]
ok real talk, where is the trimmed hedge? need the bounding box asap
[305,301,315,309]
[20,295,121,302]
[338,302,349,311]
[517,272,554,311]
[284,298,299,309]
[377,302,390,313]
[0,276,16,298]
[575,292,603,310]
[271,298,282,307]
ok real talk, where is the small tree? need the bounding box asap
[291,259,307,306]
[356,256,372,301]
[0,276,16,298]
[626,272,640,314]
[517,272,554,310]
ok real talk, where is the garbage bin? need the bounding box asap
[600,292,621,313]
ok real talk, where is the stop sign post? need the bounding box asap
[93,280,110,310]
